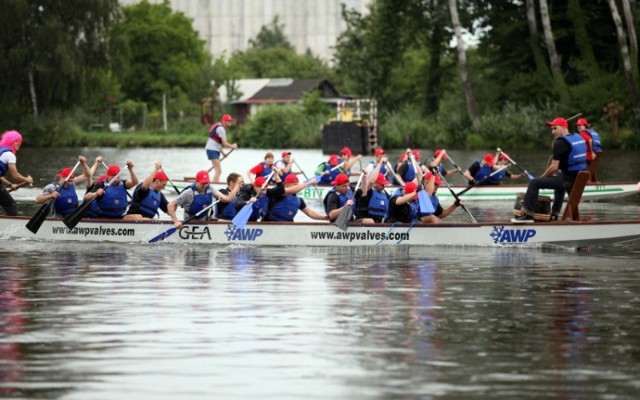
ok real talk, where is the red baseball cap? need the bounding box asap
[424,171,443,186]
[576,118,588,126]
[374,148,385,157]
[375,174,390,186]
[499,153,509,161]
[106,165,120,177]
[340,147,352,157]
[331,173,350,186]
[546,117,568,128]
[154,171,169,181]
[281,151,291,158]
[434,149,448,160]
[195,170,210,184]
[284,174,299,184]
[404,182,417,194]
[328,154,339,166]
[483,153,494,166]
[412,149,422,160]
[56,167,76,180]
[221,114,233,122]
[254,176,268,188]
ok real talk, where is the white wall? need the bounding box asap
[119,0,372,61]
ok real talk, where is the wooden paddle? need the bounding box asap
[455,164,510,197]
[148,200,220,243]
[334,171,365,231]
[26,161,81,234]
[293,159,323,201]
[496,148,535,180]
[230,171,275,230]
[408,150,434,214]
[63,166,127,230]
[7,181,28,193]
[434,168,477,223]
[384,161,405,186]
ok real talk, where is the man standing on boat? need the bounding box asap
[206,114,238,184]
[124,162,170,220]
[0,130,33,216]
[512,117,587,223]
[35,156,92,217]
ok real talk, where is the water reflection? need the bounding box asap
[0,264,26,398]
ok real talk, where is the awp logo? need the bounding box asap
[490,226,536,244]
[224,224,264,242]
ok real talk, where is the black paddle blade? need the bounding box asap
[63,200,93,230]
[334,205,353,231]
[25,201,53,234]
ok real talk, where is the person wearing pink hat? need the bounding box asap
[124,162,172,220]
[418,171,463,224]
[206,113,238,184]
[168,169,240,228]
[387,181,420,223]
[263,174,327,222]
[35,156,92,217]
[83,160,138,218]
[0,130,33,215]
[361,163,391,222]
[575,117,602,181]
[315,154,342,184]
[512,117,587,223]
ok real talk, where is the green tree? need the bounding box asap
[0,0,119,123]
[248,16,295,51]
[111,0,209,108]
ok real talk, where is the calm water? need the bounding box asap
[2,147,640,399]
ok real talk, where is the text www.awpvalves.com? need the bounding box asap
[51,226,136,237]
[310,230,409,242]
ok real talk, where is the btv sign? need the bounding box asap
[490,226,537,243]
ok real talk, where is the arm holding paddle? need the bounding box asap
[496,148,534,180]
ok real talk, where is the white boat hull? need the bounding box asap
[3,216,639,250]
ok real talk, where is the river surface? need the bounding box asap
[2,147,640,399]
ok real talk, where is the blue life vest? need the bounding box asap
[368,161,387,176]
[186,183,213,217]
[585,129,602,152]
[132,184,162,218]
[257,162,273,178]
[94,182,129,217]
[53,183,78,216]
[249,195,269,221]
[489,168,507,183]
[473,161,494,182]
[559,134,588,172]
[0,147,12,177]
[277,159,292,180]
[401,160,416,182]
[317,162,341,184]
[269,195,301,221]
[323,187,353,215]
[390,188,418,223]
[367,189,389,218]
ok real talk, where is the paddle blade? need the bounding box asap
[418,190,435,214]
[148,227,178,243]
[63,200,93,230]
[525,172,535,180]
[334,205,353,231]
[25,201,53,234]
[231,204,253,229]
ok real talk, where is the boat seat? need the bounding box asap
[587,151,602,182]
[562,171,591,221]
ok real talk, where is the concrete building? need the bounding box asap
[118,0,373,61]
